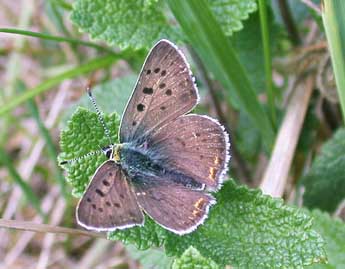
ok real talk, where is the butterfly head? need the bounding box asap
[101,144,123,163]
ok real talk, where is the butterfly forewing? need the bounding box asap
[133,176,215,235]
[77,161,144,231]
[120,39,198,143]
[147,115,230,190]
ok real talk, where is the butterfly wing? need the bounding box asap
[77,160,144,231]
[147,115,230,190]
[120,39,198,143]
[133,176,215,235]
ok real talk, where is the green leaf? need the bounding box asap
[165,180,326,268]
[108,216,168,250]
[301,128,345,213]
[58,108,120,197]
[62,75,136,125]
[322,0,345,122]
[70,0,176,50]
[172,246,220,269]
[209,0,257,36]
[126,244,173,269]
[310,210,345,269]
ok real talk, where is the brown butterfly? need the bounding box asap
[64,40,230,235]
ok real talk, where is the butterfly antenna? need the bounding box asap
[86,87,112,145]
[60,149,103,165]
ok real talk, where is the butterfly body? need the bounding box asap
[119,142,204,189]
[73,39,230,235]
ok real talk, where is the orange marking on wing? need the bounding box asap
[192,198,207,217]
[194,198,206,210]
[214,156,220,165]
[208,167,217,181]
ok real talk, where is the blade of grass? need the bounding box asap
[0,28,113,54]
[0,55,118,116]
[322,0,345,123]
[259,0,276,128]
[18,81,67,198]
[0,149,46,220]
[0,219,104,238]
[167,0,275,149]
[50,0,72,11]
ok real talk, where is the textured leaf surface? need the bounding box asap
[209,0,257,35]
[126,244,173,269]
[310,210,345,269]
[230,9,279,93]
[70,0,258,50]
[70,0,175,50]
[302,128,345,212]
[172,246,220,269]
[164,180,326,268]
[58,108,120,197]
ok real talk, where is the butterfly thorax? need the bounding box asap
[119,142,204,190]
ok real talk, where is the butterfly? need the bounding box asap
[69,39,230,235]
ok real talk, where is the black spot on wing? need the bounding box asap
[143,87,153,94]
[95,189,105,197]
[137,104,145,112]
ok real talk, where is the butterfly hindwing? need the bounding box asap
[76,160,144,231]
[133,176,215,235]
[120,39,198,143]
[147,115,230,190]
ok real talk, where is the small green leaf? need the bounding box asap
[126,244,173,269]
[70,0,175,50]
[58,108,120,197]
[302,128,345,213]
[209,0,257,35]
[310,210,345,269]
[172,246,220,269]
[62,75,136,124]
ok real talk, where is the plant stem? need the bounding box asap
[259,0,276,128]
[260,76,314,197]
[278,0,301,46]
[0,219,105,238]
[0,28,114,54]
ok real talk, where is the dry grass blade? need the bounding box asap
[0,219,105,239]
[260,76,315,197]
